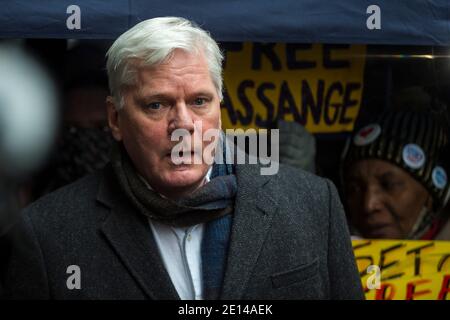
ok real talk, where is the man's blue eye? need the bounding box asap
[193,98,206,106]
[146,102,161,110]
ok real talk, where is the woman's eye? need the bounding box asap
[381,180,401,191]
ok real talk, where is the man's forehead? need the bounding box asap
[133,71,214,98]
[137,48,208,70]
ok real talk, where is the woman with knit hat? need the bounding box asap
[342,109,450,240]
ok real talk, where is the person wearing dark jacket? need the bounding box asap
[1,17,363,300]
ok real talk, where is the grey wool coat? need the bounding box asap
[1,163,364,299]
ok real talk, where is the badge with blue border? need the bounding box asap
[402,144,425,169]
[432,166,447,189]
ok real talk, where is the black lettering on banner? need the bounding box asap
[406,242,434,276]
[379,243,405,280]
[222,42,244,68]
[255,82,276,128]
[352,241,372,250]
[437,254,450,272]
[324,82,343,125]
[302,79,324,125]
[323,44,350,69]
[356,256,375,277]
[252,43,282,71]
[352,241,373,277]
[221,89,238,125]
[340,82,361,124]
[278,81,303,124]
[286,44,316,69]
[237,80,254,126]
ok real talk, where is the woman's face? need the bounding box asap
[345,159,432,239]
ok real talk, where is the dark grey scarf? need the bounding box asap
[111,138,236,228]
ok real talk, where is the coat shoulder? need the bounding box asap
[237,163,335,214]
[276,164,331,196]
[22,169,105,227]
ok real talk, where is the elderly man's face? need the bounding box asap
[344,159,432,239]
[107,49,221,198]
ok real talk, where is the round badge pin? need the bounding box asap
[353,124,381,146]
[432,166,447,189]
[402,144,425,169]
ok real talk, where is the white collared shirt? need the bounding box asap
[149,220,204,300]
[146,167,212,300]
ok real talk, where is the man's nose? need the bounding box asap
[168,102,195,135]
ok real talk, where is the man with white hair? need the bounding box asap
[2,17,363,300]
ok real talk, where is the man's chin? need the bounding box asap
[160,166,207,189]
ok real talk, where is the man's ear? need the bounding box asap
[106,96,122,141]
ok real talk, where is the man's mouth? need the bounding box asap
[166,150,201,165]
[166,150,197,157]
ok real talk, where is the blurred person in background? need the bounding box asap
[0,43,58,231]
[277,119,316,173]
[0,43,58,297]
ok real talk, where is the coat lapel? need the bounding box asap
[97,167,179,300]
[95,163,279,300]
[220,164,279,299]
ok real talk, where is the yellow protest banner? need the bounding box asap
[221,43,366,133]
[352,239,450,300]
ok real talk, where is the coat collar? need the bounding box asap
[220,163,279,299]
[97,166,179,300]
[96,163,279,300]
